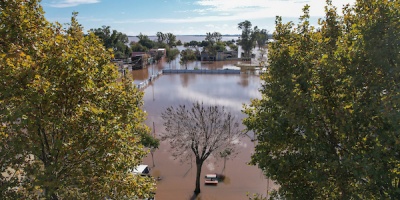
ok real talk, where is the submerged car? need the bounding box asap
[129,164,150,176]
[204,174,218,185]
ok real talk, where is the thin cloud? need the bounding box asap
[190,0,351,19]
[48,0,100,8]
[195,0,269,12]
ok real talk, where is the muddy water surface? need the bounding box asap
[131,60,276,200]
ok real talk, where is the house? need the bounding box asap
[200,50,215,61]
[149,48,166,57]
[216,50,238,61]
[131,52,150,70]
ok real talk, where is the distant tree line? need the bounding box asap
[90,23,269,65]
[90,26,132,59]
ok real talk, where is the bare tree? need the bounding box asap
[161,102,242,195]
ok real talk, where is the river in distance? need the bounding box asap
[129,58,277,199]
[128,35,240,44]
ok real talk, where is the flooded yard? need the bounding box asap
[138,70,277,199]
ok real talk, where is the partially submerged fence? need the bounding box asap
[162,69,240,74]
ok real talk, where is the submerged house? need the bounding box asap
[200,48,238,62]
[216,50,238,61]
[131,52,150,70]
[149,48,166,63]
[200,50,215,61]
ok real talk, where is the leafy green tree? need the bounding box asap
[184,40,200,48]
[90,26,131,59]
[166,47,180,68]
[141,131,160,168]
[0,1,155,199]
[179,48,197,69]
[204,32,225,57]
[243,1,400,199]
[137,33,154,49]
[253,26,268,49]
[228,43,238,52]
[238,20,254,58]
[205,32,222,46]
[155,32,176,47]
[161,102,242,195]
[130,41,148,52]
[156,31,166,43]
[165,33,177,47]
[199,40,210,47]
[176,40,183,46]
[253,26,268,66]
[215,41,227,52]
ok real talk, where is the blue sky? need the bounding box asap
[41,0,355,36]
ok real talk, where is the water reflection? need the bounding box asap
[128,56,261,86]
[141,73,277,200]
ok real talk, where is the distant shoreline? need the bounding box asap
[128,35,241,43]
[127,34,241,37]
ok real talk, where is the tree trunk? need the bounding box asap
[223,157,226,173]
[151,150,155,167]
[194,158,203,195]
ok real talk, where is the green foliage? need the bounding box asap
[136,33,155,49]
[204,32,225,57]
[165,33,177,47]
[243,0,400,199]
[179,48,197,68]
[156,31,166,43]
[184,40,200,48]
[90,26,131,59]
[0,1,155,199]
[156,32,176,47]
[140,133,160,149]
[199,40,210,47]
[229,43,239,52]
[253,26,269,49]
[215,41,227,52]
[130,41,148,52]
[205,32,222,45]
[238,20,255,57]
[166,47,180,67]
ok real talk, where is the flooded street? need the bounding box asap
[130,59,276,199]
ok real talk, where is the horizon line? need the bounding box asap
[127,34,243,37]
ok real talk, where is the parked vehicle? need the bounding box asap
[130,164,150,176]
[204,174,218,185]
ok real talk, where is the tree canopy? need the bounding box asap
[253,26,269,49]
[90,26,132,59]
[161,102,242,195]
[238,20,255,58]
[156,32,176,47]
[0,1,155,199]
[136,33,155,50]
[244,0,399,199]
[179,48,197,69]
[205,32,222,46]
[166,47,180,67]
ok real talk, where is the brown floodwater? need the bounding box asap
[130,59,277,200]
